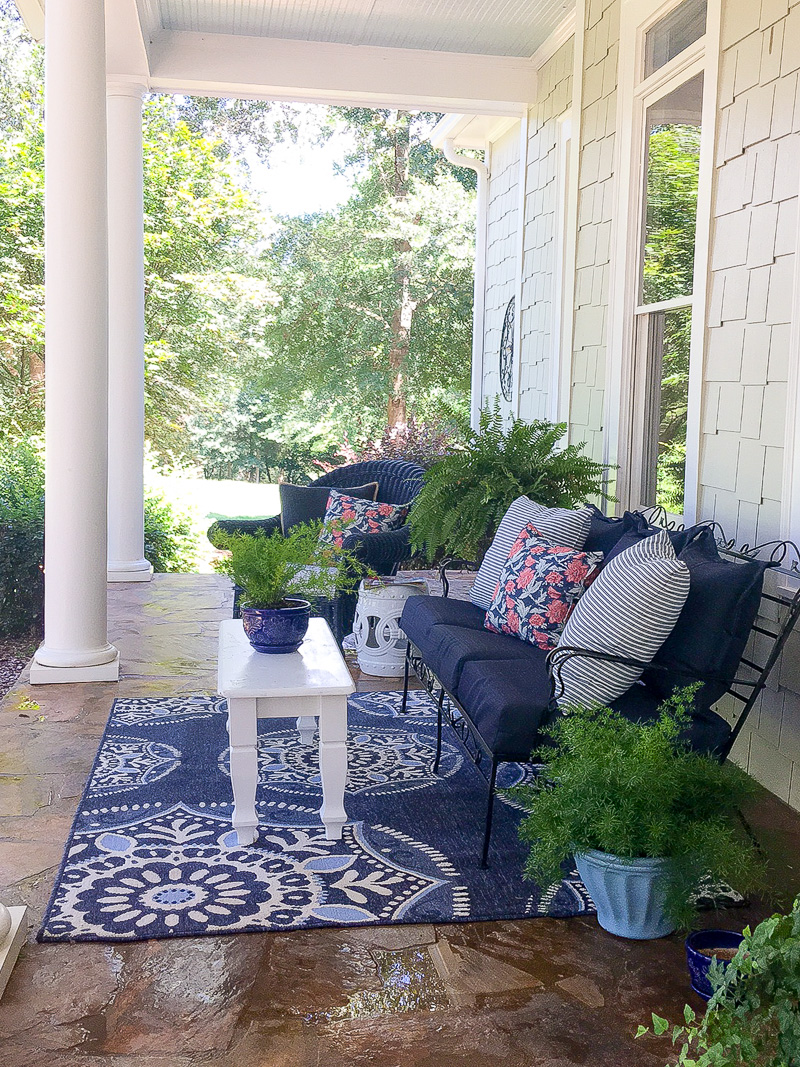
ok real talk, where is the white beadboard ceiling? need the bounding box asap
[155,0,574,58]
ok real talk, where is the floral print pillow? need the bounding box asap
[484,523,603,649]
[319,489,411,548]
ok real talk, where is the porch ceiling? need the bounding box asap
[154,0,572,59]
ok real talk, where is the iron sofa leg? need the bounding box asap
[401,643,411,714]
[481,758,499,869]
[433,688,445,773]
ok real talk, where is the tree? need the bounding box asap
[0,2,274,461]
[259,108,476,437]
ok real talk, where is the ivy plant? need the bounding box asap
[408,401,610,562]
[638,896,800,1066]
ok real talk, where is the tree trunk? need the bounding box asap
[387,111,415,429]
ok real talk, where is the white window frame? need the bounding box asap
[550,110,577,424]
[605,0,721,520]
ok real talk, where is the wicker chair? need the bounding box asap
[208,460,426,641]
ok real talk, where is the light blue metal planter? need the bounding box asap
[575,850,676,940]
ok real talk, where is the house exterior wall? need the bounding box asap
[569,0,620,462]
[517,37,574,422]
[495,0,800,810]
[482,125,521,417]
[702,0,800,807]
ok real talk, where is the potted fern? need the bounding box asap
[512,689,765,939]
[214,524,358,654]
[408,402,610,562]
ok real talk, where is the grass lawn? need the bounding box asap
[146,473,279,571]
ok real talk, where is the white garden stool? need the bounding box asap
[353,577,429,676]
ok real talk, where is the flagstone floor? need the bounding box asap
[1,574,799,1067]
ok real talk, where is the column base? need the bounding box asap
[0,905,27,1000]
[30,650,120,685]
[107,559,153,583]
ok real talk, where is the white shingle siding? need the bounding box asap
[517,38,574,423]
[700,0,800,806]
[482,126,521,414]
[569,0,619,462]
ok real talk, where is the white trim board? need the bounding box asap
[603,0,720,520]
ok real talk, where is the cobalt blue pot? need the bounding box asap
[575,850,676,939]
[240,600,311,654]
[685,929,744,1000]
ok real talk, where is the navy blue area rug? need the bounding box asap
[38,691,594,942]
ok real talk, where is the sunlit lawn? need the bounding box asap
[146,472,279,572]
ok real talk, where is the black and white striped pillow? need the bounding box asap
[470,497,593,609]
[555,528,690,709]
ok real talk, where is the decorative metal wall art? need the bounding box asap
[499,297,515,402]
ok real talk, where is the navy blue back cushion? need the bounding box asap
[583,506,627,554]
[597,512,654,564]
[644,528,770,704]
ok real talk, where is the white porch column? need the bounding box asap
[31,0,119,684]
[106,81,152,583]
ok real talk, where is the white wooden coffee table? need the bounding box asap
[217,617,355,845]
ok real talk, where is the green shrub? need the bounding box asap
[408,402,610,561]
[0,443,195,637]
[0,441,44,636]
[143,490,197,572]
[512,688,765,929]
[639,896,800,1065]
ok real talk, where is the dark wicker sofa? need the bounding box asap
[400,509,800,866]
[208,459,426,640]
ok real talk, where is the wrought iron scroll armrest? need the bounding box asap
[438,558,478,599]
[546,645,657,702]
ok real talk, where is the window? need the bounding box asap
[634,74,702,512]
[644,0,707,79]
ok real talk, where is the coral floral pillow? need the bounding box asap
[484,523,603,649]
[318,488,410,548]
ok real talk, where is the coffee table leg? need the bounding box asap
[296,715,316,745]
[227,696,258,846]
[318,697,348,840]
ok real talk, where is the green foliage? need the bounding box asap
[258,108,475,437]
[143,491,197,573]
[512,689,765,930]
[638,897,800,1066]
[0,439,43,635]
[334,413,466,471]
[408,403,609,561]
[214,525,358,608]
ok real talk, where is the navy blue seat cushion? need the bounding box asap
[454,653,555,759]
[400,595,485,648]
[424,624,539,694]
[613,682,731,757]
[644,528,770,703]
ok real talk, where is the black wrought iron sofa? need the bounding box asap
[399,507,800,867]
[208,459,426,641]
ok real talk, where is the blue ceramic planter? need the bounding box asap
[575,850,676,939]
[241,600,311,654]
[685,929,744,1000]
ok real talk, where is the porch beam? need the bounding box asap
[31,0,119,684]
[106,80,152,584]
[145,31,535,115]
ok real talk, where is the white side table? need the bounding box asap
[353,577,429,677]
[217,618,355,844]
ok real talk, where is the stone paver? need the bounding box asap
[0,572,798,1066]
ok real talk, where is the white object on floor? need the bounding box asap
[217,618,355,844]
[353,578,429,677]
[0,904,27,1000]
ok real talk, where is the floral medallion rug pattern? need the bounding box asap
[38,691,594,943]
